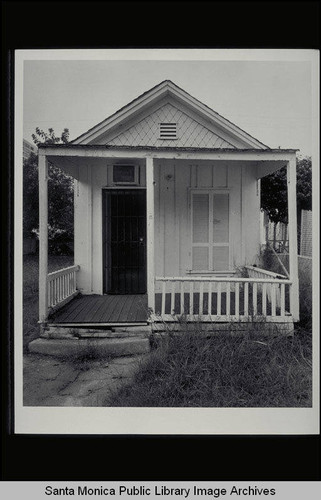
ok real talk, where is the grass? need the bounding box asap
[23,254,73,351]
[108,326,312,408]
[298,258,313,331]
[108,250,312,408]
[23,253,312,408]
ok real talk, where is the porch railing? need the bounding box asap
[245,265,288,310]
[153,272,292,323]
[245,265,288,281]
[48,265,80,312]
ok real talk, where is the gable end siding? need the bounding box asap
[107,103,235,149]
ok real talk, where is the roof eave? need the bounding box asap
[38,143,298,154]
[70,80,269,149]
[71,80,171,145]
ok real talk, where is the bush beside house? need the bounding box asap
[23,128,74,256]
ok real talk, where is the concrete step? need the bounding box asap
[43,325,151,340]
[29,336,151,359]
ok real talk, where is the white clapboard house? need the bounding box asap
[38,81,299,333]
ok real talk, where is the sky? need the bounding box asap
[22,53,314,156]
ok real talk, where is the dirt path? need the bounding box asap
[23,353,146,407]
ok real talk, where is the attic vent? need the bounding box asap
[159,123,177,140]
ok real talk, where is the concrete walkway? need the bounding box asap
[23,352,147,407]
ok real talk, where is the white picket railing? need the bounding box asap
[48,265,80,311]
[245,265,288,310]
[245,265,288,281]
[153,273,292,323]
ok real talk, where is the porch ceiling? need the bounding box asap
[256,160,289,178]
[46,155,143,179]
[46,149,292,179]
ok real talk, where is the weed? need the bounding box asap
[109,324,312,408]
[59,346,112,372]
[23,254,312,408]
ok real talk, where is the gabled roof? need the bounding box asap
[71,80,269,149]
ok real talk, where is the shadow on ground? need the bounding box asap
[23,353,147,407]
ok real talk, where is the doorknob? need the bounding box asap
[139,237,144,245]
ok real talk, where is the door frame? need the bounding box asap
[102,187,147,294]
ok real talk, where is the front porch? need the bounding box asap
[49,293,148,326]
[38,146,300,333]
[45,263,294,329]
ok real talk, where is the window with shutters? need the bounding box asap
[159,123,177,139]
[191,190,230,271]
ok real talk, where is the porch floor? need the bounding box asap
[48,294,148,325]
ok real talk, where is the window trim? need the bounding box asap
[190,188,231,272]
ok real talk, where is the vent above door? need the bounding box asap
[159,122,177,140]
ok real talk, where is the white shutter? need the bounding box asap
[213,194,229,243]
[191,190,230,272]
[213,247,229,271]
[213,193,229,270]
[193,247,209,271]
[192,194,209,243]
[192,193,209,270]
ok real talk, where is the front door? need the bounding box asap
[103,189,147,294]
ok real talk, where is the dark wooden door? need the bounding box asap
[103,189,147,294]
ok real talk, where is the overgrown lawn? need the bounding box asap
[23,254,312,408]
[109,327,312,407]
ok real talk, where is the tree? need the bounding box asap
[32,127,70,146]
[296,156,312,212]
[23,151,39,239]
[261,165,288,225]
[23,128,74,255]
[260,156,312,251]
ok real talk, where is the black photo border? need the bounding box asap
[2,0,320,482]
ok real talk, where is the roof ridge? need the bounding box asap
[161,80,269,148]
[71,80,269,148]
[71,80,173,143]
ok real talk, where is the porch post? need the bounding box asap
[146,156,155,312]
[39,152,49,324]
[287,156,300,321]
